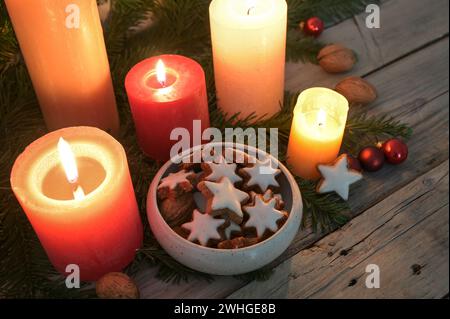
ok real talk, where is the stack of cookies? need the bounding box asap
[157,147,289,249]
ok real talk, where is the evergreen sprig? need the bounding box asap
[344,112,413,155]
[0,0,410,298]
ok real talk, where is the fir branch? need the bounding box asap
[297,178,350,233]
[344,112,413,155]
[105,0,156,57]
[286,30,324,64]
[0,1,20,74]
[234,267,275,282]
[137,247,214,284]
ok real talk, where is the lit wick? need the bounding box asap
[246,0,256,15]
[317,109,327,127]
[58,137,85,200]
[156,59,167,88]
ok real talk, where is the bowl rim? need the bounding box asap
[147,142,302,253]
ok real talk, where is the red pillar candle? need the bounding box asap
[125,55,210,161]
[10,127,143,281]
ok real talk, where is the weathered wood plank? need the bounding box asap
[229,161,449,299]
[136,268,243,299]
[136,2,449,298]
[285,0,449,92]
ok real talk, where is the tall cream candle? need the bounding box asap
[5,0,119,135]
[210,0,287,121]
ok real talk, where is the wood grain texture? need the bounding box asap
[285,0,449,92]
[136,0,449,298]
[229,161,449,299]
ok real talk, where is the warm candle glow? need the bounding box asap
[58,137,78,184]
[287,88,349,180]
[156,59,166,86]
[209,0,287,121]
[10,127,143,281]
[317,109,327,127]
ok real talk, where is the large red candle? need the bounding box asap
[125,55,210,161]
[10,127,143,281]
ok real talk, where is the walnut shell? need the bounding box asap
[96,272,139,299]
[160,193,195,227]
[317,44,356,73]
[335,76,377,104]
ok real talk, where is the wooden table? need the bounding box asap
[135,0,449,299]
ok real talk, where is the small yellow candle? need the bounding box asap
[287,88,349,180]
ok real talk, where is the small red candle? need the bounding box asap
[125,55,210,161]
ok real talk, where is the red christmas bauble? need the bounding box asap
[303,17,324,37]
[358,146,385,172]
[347,155,363,172]
[381,138,409,164]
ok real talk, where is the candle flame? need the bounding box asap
[73,185,86,201]
[317,109,327,126]
[58,137,79,184]
[156,59,166,86]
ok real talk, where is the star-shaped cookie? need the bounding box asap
[244,196,286,237]
[203,155,242,184]
[316,154,363,200]
[198,177,249,224]
[157,169,195,199]
[240,158,281,192]
[181,209,226,246]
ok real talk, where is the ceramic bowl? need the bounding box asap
[146,142,302,275]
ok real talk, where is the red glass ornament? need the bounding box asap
[358,146,385,172]
[303,17,324,38]
[347,155,363,172]
[382,139,409,165]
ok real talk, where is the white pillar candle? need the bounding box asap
[210,0,287,121]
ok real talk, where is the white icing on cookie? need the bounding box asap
[224,221,242,239]
[242,158,281,191]
[244,196,285,237]
[203,177,249,220]
[158,170,193,190]
[317,155,363,201]
[204,156,242,184]
[181,209,225,246]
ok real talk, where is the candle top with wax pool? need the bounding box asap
[125,54,206,104]
[210,0,287,28]
[10,127,127,213]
